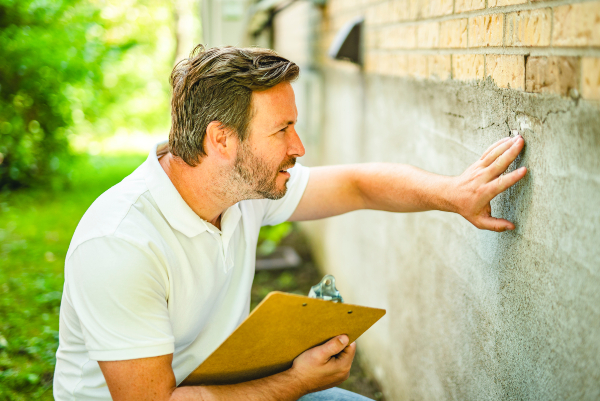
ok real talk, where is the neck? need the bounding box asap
[159,153,240,230]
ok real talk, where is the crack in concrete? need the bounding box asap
[541,107,573,123]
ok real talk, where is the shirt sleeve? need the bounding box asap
[65,236,174,361]
[260,163,311,226]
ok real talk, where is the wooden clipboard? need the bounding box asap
[180,291,386,386]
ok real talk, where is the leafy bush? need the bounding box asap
[0,0,174,190]
[0,0,110,190]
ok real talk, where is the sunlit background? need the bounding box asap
[0,0,205,192]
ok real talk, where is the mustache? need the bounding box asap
[278,157,296,171]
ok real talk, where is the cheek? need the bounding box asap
[261,143,287,165]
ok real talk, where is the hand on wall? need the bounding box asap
[452,136,527,232]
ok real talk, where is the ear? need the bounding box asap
[204,121,238,161]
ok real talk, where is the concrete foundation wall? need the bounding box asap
[300,67,600,400]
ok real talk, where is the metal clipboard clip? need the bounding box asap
[308,274,344,303]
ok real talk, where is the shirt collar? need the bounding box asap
[143,142,241,238]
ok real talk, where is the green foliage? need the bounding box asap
[0,0,174,190]
[257,222,293,256]
[0,0,107,189]
[0,152,146,400]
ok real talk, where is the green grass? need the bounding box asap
[0,153,147,400]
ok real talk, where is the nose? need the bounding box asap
[288,126,306,158]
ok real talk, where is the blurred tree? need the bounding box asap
[0,0,108,189]
[0,0,179,191]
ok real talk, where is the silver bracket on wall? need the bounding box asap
[328,16,364,65]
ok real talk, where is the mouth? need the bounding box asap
[278,159,296,177]
[278,165,293,177]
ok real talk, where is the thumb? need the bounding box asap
[320,335,349,358]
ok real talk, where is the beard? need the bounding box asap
[232,140,296,200]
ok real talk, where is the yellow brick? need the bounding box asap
[383,53,397,75]
[505,9,552,47]
[486,55,525,90]
[365,28,380,48]
[328,0,342,13]
[429,55,452,80]
[409,0,429,20]
[488,0,526,7]
[440,19,468,48]
[582,57,600,100]
[365,5,378,26]
[391,54,410,77]
[365,52,379,73]
[407,54,429,78]
[429,0,453,17]
[468,14,504,47]
[367,52,393,75]
[391,0,410,22]
[417,22,440,48]
[455,0,485,14]
[376,1,393,25]
[553,2,600,47]
[525,57,580,96]
[379,25,417,49]
[453,54,484,80]
[366,2,390,25]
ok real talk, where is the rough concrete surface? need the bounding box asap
[298,69,600,401]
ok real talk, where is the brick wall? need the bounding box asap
[321,0,600,100]
[271,1,600,400]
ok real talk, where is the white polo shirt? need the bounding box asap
[53,143,310,400]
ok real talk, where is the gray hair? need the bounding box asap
[168,45,300,166]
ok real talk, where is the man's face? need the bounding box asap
[231,82,305,200]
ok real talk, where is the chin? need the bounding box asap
[260,183,288,200]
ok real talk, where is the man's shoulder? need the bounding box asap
[66,166,163,260]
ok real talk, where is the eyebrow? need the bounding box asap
[275,120,297,130]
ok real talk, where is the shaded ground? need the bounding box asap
[253,230,385,401]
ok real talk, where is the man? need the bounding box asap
[54,45,526,401]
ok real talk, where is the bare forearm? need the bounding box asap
[356,163,457,214]
[170,369,305,401]
[101,337,354,401]
[293,137,526,231]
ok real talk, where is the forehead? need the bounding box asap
[250,82,297,132]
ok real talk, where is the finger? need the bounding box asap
[480,136,512,161]
[481,136,518,167]
[318,335,349,360]
[488,167,527,198]
[331,342,356,371]
[478,216,516,232]
[338,342,357,360]
[487,136,525,176]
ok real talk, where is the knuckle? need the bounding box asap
[494,157,504,169]
[497,175,504,189]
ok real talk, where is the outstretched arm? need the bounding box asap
[289,136,527,232]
